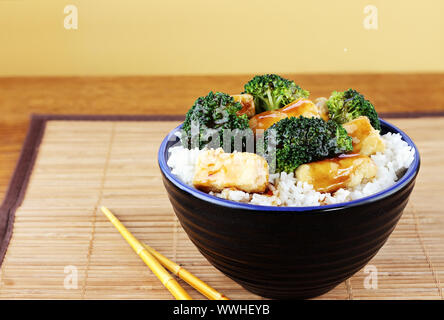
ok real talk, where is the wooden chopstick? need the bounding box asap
[142,243,229,300]
[100,206,192,300]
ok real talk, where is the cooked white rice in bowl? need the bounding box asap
[167,132,415,207]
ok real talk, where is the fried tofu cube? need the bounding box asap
[343,116,385,156]
[232,94,256,118]
[193,148,269,193]
[295,155,377,193]
[280,98,320,119]
[248,111,287,133]
[314,97,330,121]
[248,98,320,133]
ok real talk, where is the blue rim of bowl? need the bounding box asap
[158,118,421,212]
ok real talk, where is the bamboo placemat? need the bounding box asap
[0,114,443,300]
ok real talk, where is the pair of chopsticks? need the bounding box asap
[100,206,229,300]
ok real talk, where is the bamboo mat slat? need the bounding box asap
[0,118,443,300]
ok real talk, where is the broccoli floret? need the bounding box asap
[264,117,353,173]
[243,74,309,113]
[326,89,381,130]
[182,91,249,149]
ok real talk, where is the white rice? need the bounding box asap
[167,132,415,207]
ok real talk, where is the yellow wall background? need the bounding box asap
[0,0,443,76]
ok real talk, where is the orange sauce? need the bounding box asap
[264,187,274,196]
[237,103,252,117]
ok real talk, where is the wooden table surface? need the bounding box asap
[1,74,444,199]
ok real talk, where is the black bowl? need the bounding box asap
[158,119,420,299]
